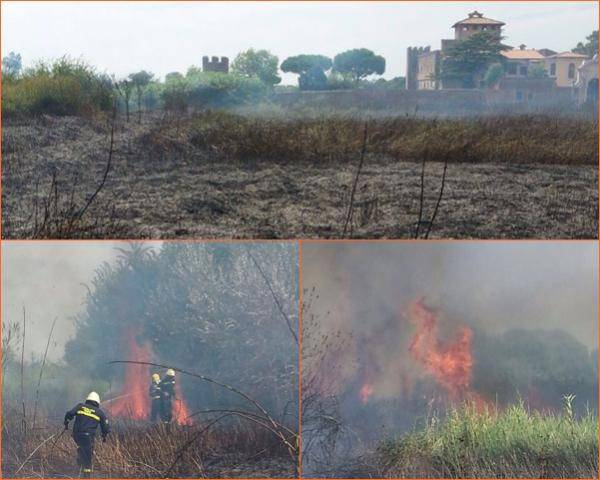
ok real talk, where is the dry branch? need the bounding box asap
[246,248,298,343]
[424,156,449,239]
[342,121,369,239]
[32,316,58,432]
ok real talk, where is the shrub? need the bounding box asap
[1,57,113,117]
[160,70,268,111]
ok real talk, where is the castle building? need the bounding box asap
[407,11,505,90]
[407,11,592,96]
[202,56,229,73]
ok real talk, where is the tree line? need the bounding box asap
[2,30,596,117]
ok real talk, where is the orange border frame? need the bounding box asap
[0,0,599,479]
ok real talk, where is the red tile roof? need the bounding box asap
[452,11,505,28]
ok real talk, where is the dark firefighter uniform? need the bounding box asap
[149,374,162,422]
[160,371,176,423]
[64,395,109,477]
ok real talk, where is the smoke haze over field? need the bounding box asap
[2,1,597,83]
[304,242,598,349]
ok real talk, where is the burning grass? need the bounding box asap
[375,399,598,478]
[2,410,296,478]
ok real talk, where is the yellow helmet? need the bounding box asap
[166,369,175,377]
[152,373,160,383]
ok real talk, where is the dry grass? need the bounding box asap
[2,409,296,478]
[142,111,598,166]
[3,111,597,239]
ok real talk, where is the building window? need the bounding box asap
[527,92,534,101]
[516,91,524,102]
[568,63,576,79]
[507,63,517,75]
[519,65,528,76]
[550,63,556,76]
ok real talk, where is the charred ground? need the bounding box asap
[2,111,597,239]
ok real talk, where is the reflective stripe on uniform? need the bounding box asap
[77,406,100,421]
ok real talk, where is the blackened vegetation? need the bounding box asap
[3,110,597,239]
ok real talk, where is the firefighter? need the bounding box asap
[64,391,110,478]
[149,373,162,422]
[160,369,176,423]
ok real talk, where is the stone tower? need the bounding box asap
[452,11,504,41]
[406,46,430,90]
[202,56,230,73]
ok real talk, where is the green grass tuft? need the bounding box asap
[377,398,598,478]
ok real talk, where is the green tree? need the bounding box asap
[333,48,386,84]
[165,71,183,82]
[573,30,598,57]
[372,76,406,90]
[129,70,154,123]
[231,48,281,86]
[2,51,22,78]
[483,62,505,86]
[280,54,332,90]
[440,31,509,88]
[64,243,298,413]
[115,79,133,122]
[528,62,547,78]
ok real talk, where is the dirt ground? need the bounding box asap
[3,115,597,239]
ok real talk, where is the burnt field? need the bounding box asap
[2,414,296,478]
[2,111,597,239]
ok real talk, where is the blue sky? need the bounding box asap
[2,1,598,84]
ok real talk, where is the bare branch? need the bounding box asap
[342,121,368,238]
[246,248,297,343]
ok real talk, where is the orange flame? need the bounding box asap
[173,382,192,425]
[408,298,474,399]
[107,327,192,424]
[359,382,374,404]
[107,327,152,420]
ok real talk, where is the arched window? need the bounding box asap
[568,63,576,79]
[550,63,556,76]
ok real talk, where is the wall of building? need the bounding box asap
[417,51,440,90]
[271,88,576,115]
[546,58,585,87]
[576,57,599,105]
[406,46,431,90]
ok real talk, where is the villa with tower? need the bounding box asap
[406,10,597,106]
